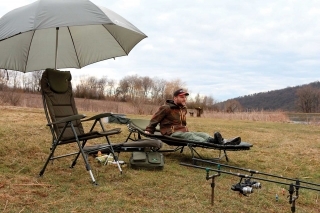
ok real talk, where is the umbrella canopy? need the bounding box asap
[0,0,147,72]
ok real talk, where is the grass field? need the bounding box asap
[0,106,319,213]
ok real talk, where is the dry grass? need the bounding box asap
[0,106,319,213]
[0,91,291,122]
[203,111,289,122]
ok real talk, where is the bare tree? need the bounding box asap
[117,77,130,101]
[31,70,44,92]
[117,75,145,101]
[75,76,91,98]
[74,76,103,99]
[204,95,216,110]
[96,77,107,99]
[225,100,243,113]
[131,75,143,99]
[141,76,153,98]
[194,93,201,106]
[106,79,116,98]
[151,78,166,104]
[164,79,186,100]
[87,76,97,98]
[21,73,31,92]
[296,86,320,113]
[0,69,9,90]
[187,93,217,110]
[8,70,20,89]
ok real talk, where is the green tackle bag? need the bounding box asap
[129,151,164,170]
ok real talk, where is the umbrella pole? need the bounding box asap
[55,27,59,70]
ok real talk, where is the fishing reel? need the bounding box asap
[231,183,253,195]
[244,178,262,189]
[231,178,261,196]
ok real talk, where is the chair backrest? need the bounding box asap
[41,68,84,140]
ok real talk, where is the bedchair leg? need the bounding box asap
[180,146,184,153]
[113,155,123,174]
[223,150,229,162]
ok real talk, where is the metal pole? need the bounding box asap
[205,168,220,206]
[55,27,59,70]
[211,177,215,205]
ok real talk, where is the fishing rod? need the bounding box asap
[193,158,320,188]
[180,159,320,213]
[181,162,319,191]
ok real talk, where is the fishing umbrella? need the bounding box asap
[0,0,147,72]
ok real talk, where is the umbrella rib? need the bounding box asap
[102,25,128,55]
[67,26,81,68]
[0,32,22,42]
[24,31,36,73]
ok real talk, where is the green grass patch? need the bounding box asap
[0,106,319,212]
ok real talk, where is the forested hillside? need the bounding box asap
[226,81,320,112]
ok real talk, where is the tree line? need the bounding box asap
[0,69,217,111]
[1,69,319,113]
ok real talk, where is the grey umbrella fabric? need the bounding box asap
[0,0,147,72]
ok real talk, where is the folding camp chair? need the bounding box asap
[126,119,253,162]
[39,69,162,184]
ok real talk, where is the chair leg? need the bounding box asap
[103,135,122,174]
[39,144,57,177]
[76,140,97,184]
[89,170,97,185]
[70,140,87,168]
[70,125,97,184]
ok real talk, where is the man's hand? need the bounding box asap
[144,131,151,134]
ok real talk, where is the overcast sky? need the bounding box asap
[1,0,320,101]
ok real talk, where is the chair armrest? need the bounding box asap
[47,114,86,126]
[82,113,112,122]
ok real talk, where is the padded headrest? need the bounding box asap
[46,68,72,93]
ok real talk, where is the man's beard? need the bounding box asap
[177,102,185,107]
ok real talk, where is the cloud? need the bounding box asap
[1,0,320,101]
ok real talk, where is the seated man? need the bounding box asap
[145,89,241,145]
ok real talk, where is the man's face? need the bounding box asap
[174,95,187,106]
